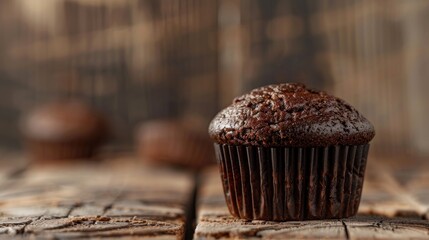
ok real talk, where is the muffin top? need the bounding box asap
[21,100,108,142]
[209,83,375,147]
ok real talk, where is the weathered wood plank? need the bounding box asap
[0,151,27,188]
[344,216,429,240]
[359,161,429,218]
[0,156,194,239]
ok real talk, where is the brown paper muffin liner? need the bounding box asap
[138,128,215,170]
[26,140,98,163]
[214,144,370,221]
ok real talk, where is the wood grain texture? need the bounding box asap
[1,152,429,239]
[0,156,194,239]
[194,158,429,239]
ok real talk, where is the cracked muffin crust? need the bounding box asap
[209,83,375,147]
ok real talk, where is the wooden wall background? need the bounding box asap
[0,0,428,157]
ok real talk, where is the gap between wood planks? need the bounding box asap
[341,220,350,239]
[184,172,199,240]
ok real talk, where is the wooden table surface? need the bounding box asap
[0,153,195,239]
[195,156,429,239]
[0,151,428,239]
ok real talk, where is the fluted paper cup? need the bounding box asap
[214,144,370,221]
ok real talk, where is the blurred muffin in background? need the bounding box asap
[136,119,215,170]
[20,100,109,163]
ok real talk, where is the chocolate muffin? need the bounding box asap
[21,100,108,163]
[136,119,215,170]
[209,83,375,221]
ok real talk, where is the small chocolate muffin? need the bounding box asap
[136,119,215,170]
[21,100,108,163]
[209,83,375,221]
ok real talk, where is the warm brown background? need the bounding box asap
[0,0,428,157]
